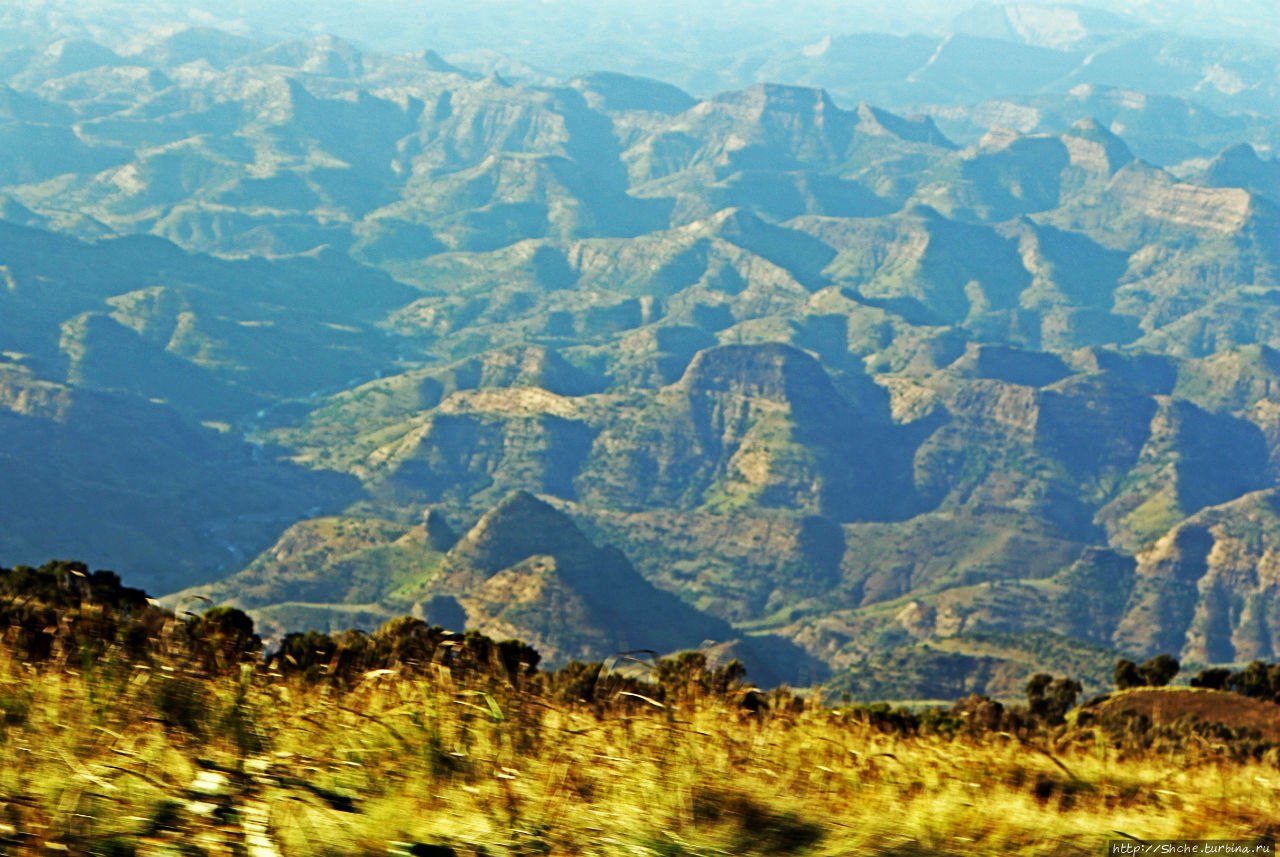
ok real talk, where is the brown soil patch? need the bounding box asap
[1086,688,1280,741]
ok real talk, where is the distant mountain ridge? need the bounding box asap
[0,21,1277,695]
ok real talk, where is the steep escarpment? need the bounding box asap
[2,22,1279,699]
[1115,491,1280,664]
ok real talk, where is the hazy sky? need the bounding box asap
[1,0,1275,107]
[11,0,1279,54]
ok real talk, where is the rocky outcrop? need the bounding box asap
[1107,163,1255,233]
[425,491,734,664]
[1115,491,1280,663]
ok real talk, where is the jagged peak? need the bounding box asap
[489,488,558,517]
[258,33,362,60]
[34,38,126,77]
[854,102,886,123]
[418,49,464,74]
[696,205,754,231]
[309,34,359,52]
[426,491,737,667]
[677,342,842,408]
[698,83,844,127]
[120,24,262,66]
[899,202,946,222]
[570,70,695,115]
[974,126,1026,151]
[968,121,1128,174]
[243,72,315,106]
[1212,142,1264,166]
[855,102,956,148]
[1062,117,1133,172]
[447,490,593,576]
[42,37,121,62]
[421,508,459,552]
[244,34,364,77]
[678,206,763,240]
[1201,143,1277,196]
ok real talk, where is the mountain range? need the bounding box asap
[1,8,1278,696]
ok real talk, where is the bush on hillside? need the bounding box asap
[1114,654,1179,690]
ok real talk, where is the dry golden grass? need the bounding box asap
[1,649,1277,857]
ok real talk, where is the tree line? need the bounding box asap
[8,560,1280,727]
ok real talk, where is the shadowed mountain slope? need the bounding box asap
[2,23,1279,697]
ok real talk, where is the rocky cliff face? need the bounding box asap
[2,22,1278,695]
[1116,491,1280,663]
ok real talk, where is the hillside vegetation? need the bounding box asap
[0,10,1277,694]
[1,561,1278,856]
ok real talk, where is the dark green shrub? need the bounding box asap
[1115,659,1143,690]
[1139,654,1179,687]
[153,676,208,737]
[1026,674,1081,724]
[1191,667,1232,690]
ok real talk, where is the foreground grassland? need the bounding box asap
[1,651,1277,857]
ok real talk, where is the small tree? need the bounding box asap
[273,630,338,678]
[182,606,260,672]
[655,651,749,705]
[1114,654,1179,690]
[1026,673,1082,724]
[1190,667,1231,691]
[1114,659,1143,690]
[495,638,541,688]
[372,616,447,666]
[1138,654,1179,687]
[656,650,710,702]
[1233,660,1275,700]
